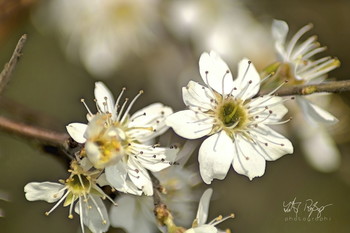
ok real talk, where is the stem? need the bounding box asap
[258,80,350,96]
[0,115,69,145]
[0,34,27,95]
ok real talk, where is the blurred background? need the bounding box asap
[0,0,350,232]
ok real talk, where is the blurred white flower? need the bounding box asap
[271,20,341,172]
[109,141,201,233]
[185,188,234,233]
[34,0,161,77]
[67,82,178,195]
[24,160,113,233]
[271,19,339,124]
[165,0,275,67]
[166,51,293,183]
[110,165,200,233]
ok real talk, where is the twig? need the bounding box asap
[0,115,69,145]
[0,34,27,94]
[259,80,350,96]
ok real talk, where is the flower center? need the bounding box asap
[216,98,248,130]
[66,174,91,196]
[94,136,122,161]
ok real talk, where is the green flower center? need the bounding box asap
[66,174,91,195]
[217,98,248,129]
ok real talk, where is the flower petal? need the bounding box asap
[296,96,338,124]
[66,123,87,143]
[199,51,234,94]
[247,96,288,123]
[182,81,215,110]
[127,159,153,196]
[24,182,65,203]
[166,110,213,139]
[250,125,293,161]
[232,135,266,180]
[76,195,109,233]
[198,132,234,184]
[110,195,155,233]
[299,123,340,172]
[135,145,178,172]
[105,162,141,195]
[185,225,217,233]
[94,81,115,114]
[272,19,288,57]
[196,188,213,226]
[129,103,173,142]
[231,58,261,100]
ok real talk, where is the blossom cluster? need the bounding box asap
[23,18,340,233]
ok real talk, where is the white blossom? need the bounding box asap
[271,20,341,172]
[109,165,200,233]
[67,82,178,195]
[271,19,339,124]
[166,51,293,183]
[24,160,114,233]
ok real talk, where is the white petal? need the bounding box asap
[247,96,288,123]
[24,182,65,203]
[105,162,128,191]
[272,19,289,57]
[66,123,87,143]
[198,132,234,184]
[196,188,213,226]
[127,159,153,196]
[77,195,109,233]
[94,81,115,114]
[296,96,338,124]
[231,135,267,180]
[128,103,173,142]
[110,195,155,233]
[250,125,293,161]
[299,124,340,172]
[136,146,178,172]
[231,58,261,100]
[199,51,234,94]
[166,110,213,139]
[185,225,217,233]
[182,81,215,110]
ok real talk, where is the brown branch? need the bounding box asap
[259,80,350,97]
[0,34,27,94]
[0,115,69,145]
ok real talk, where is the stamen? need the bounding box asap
[194,126,214,134]
[113,87,126,120]
[291,36,318,60]
[221,70,230,96]
[80,99,93,116]
[286,23,313,59]
[116,98,129,122]
[68,198,74,219]
[78,198,85,233]
[45,191,70,216]
[89,195,107,224]
[204,71,216,96]
[120,90,144,123]
[209,213,235,226]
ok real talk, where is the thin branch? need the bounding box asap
[259,80,350,96]
[0,34,27,94]
[0,115,69,145]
